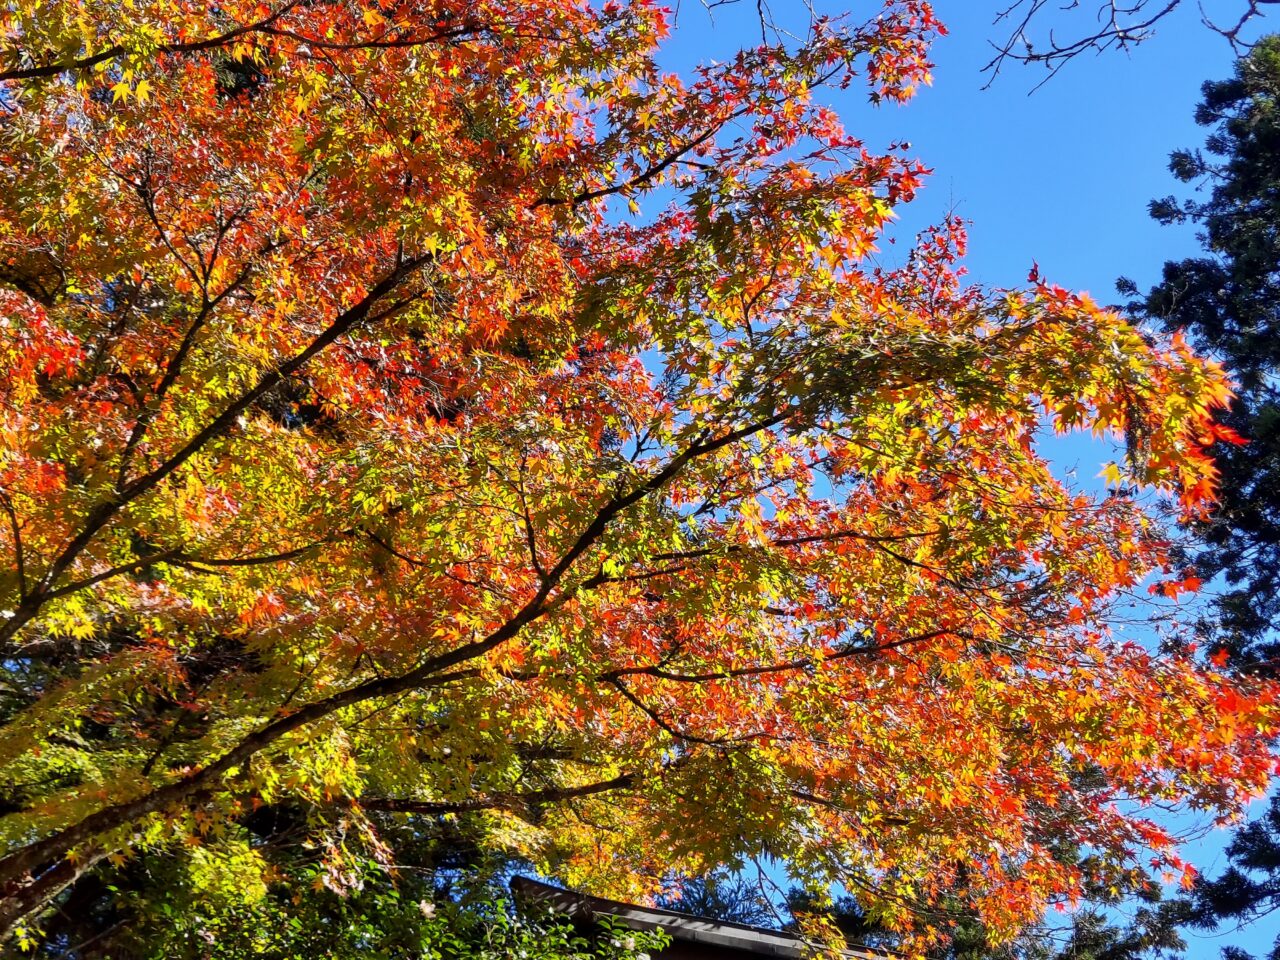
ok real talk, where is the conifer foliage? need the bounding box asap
[0,1,1275,954]
[1121,34,1280,960]
[1130,36,1280,671]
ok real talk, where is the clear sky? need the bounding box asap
[658,2,1275,956]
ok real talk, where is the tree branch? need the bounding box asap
[0,253,433,649]
[358,773,637,817]
[0,410,798,930]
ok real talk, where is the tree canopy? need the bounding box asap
[0,1,1275,955]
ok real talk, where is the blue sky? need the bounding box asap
[657,2,1277,956]
[664,0,1246,297]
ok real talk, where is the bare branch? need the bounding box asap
[982,0,1278,88]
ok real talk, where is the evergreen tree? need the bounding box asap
[1124,35,1280,670]
[1121,33,1280,960]
[1189,794,1280,960]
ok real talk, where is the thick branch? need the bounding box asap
[0,849,107,941]
[0,3,501,83]
[0,411,795,929]
[0,2,303,82]
[0,668,477,895]
[358,773,637,816]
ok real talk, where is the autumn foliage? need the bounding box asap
[0,0,1274,953]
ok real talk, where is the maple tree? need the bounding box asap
[0,0,1275,954]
